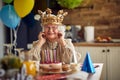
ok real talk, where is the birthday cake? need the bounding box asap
[40,62,62,73]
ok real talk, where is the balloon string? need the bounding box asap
[13,21,20,56]
[13,29,17,56]
[10,28,13,54]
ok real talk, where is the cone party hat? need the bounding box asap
[81,52,96,73]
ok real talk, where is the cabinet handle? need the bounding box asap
[102,50,105,52]
[107,49,110,52]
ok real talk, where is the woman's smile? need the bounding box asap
[44,24,59,40]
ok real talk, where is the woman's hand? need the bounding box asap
[57,32,66,47]
[37,32,46,47]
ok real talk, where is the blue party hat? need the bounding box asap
[81,52,96,73]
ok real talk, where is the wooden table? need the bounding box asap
[66,63,103,80]
[36,63,103,80]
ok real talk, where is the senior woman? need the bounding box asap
[29,8,81,64]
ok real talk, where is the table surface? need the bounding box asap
[66,63,103,80]
[36,63,103,80]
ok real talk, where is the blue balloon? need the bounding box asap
[0,10,1,19]
[0,5,20,29]
[0,11,1,18]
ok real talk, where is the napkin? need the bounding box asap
[81,52,95,73]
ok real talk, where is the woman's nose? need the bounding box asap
[48,28,53,32]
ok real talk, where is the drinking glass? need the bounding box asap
[3,43,14,55]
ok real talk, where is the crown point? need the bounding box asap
[63,12,68,16]
[38,8,68,26]
[58,10,63,14]
[46,8,52,14]
[38,10,43,16]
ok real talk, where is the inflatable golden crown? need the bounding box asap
[38,8,68,26]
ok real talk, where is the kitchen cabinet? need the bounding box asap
[75,46,120,80]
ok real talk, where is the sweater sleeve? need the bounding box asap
[60,39,74,64]
[61,39,81,64]
[29,40,41,61]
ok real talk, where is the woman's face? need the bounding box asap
[44,24,59,41]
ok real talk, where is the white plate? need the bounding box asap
[39,69,72,74]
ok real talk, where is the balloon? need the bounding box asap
[2,0,13,3]
[0,11,1,19]
[14,0,34,18]
[0,5,20,29]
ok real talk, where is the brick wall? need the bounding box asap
[62,0,120,39]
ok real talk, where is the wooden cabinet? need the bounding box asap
[107,47,120,80]
[75,46,120,80]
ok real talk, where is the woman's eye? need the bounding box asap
[45,26,57,30]
[53,27,58,29]
[45,27,50,29]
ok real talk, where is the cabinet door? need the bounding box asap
[75,47,107,80]
[107,47,120,80]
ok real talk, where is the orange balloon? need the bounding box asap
[14,0,34,18]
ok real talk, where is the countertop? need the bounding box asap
[27,41,120,49]
[73,42,120,47]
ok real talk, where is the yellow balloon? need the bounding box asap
[14,0,34,18]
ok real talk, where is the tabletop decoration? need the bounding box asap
[0,55,22,70]
[22,51,37,77]
[0,62,33,80]
[15,64,33,80]
[23,61,36,77]
[81,52,95,73]
[0,55,22,79]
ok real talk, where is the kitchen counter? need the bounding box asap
[27,41,120,49]
[73,42,120,47]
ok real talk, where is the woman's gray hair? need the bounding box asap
[42,26,45,32]
[58,25,66,37]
